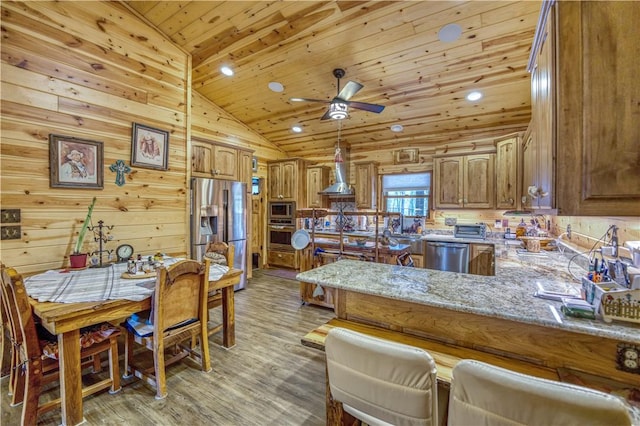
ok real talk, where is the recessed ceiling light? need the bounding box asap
[438,23,462,43]
[390,124,404,133]
[220,66,234,76]
[268,81,284,92]
[466,91,483,101]
[291,125,303,133]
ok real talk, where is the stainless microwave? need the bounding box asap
[268,201,296,225]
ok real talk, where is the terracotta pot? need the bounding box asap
[69,253,88,269]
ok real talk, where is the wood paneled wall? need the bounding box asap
[0,1,281,274]
[1,1,190,273]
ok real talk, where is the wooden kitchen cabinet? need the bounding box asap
[306,165,330,208]
[528,1,640,215]
[525,2,554,210]
[238,149,254,191]
[267,159,306,203]
[495,134,521,210]
[267,249,298,269]
[469,243,495,276]
[434,154,495,209]
[354,161,378,209]
[191,139,238,180]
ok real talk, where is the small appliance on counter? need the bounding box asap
[453,223,486,239]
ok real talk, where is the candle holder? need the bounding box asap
[88,220,114,268]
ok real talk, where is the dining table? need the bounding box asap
[24,259,242,426]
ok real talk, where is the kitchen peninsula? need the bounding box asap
[296,257,640,388]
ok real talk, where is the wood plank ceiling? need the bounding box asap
[126,1,541,160]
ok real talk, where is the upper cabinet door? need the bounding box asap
[307,166,329,208]
[238,150,253,191]
[495,136,520,209]
[434,156,464,208]
[354,162,378,209]
[213,145,238,180]
[268,162,283,200]
[464,154,495,209]
[192,141,213,176]
[280,161,297,201]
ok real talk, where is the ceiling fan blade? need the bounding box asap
[289,97,330,103]
[336,81,363,101]
[346,101,385,113]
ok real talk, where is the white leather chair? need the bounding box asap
[325,327,439,426]
[448,359,637,426]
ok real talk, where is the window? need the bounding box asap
[382,172,431,218]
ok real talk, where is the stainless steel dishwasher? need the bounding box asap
[424,241,470,273]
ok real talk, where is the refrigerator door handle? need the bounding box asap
[222,188,229,242]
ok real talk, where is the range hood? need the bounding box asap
[320,147,354,196]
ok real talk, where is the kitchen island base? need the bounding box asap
[333,289,639,386]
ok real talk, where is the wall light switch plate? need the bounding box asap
[1,225,21,240]
[1,209,20,224]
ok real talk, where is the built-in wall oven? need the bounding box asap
[268,225,295,251]
[268,201,297,251]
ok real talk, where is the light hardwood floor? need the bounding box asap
[1,270,335,425]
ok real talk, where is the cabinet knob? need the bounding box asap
[458,198,463,203]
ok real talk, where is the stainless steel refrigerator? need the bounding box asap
[190,177,247,290]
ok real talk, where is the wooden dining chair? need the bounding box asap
[0,265,28,407]
[123,259,212,399]
[204,242,234,336]
[0,266,122,425]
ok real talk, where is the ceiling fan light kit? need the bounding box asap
[328,102,348,120]
[290,68,385,121]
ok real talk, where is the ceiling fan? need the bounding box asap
[290,68,385,120]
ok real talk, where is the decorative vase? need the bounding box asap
[69,253,88,269]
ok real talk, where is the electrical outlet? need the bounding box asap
[566,224,572,239]
[0,209,20,224]
[1,225,21,240]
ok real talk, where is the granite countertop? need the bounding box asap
[296,250,640,344]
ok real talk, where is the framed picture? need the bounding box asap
[49,134,104,189]
[131,123,169,170]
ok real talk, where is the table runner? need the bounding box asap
[25,259,229,303]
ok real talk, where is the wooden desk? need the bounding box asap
[29,268,242,426]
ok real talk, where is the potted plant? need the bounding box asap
[69,196,97,269]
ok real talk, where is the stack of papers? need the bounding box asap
[534,290,581,302]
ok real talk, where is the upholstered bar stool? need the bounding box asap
[325,327,439,426]
[448,359,637,426]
